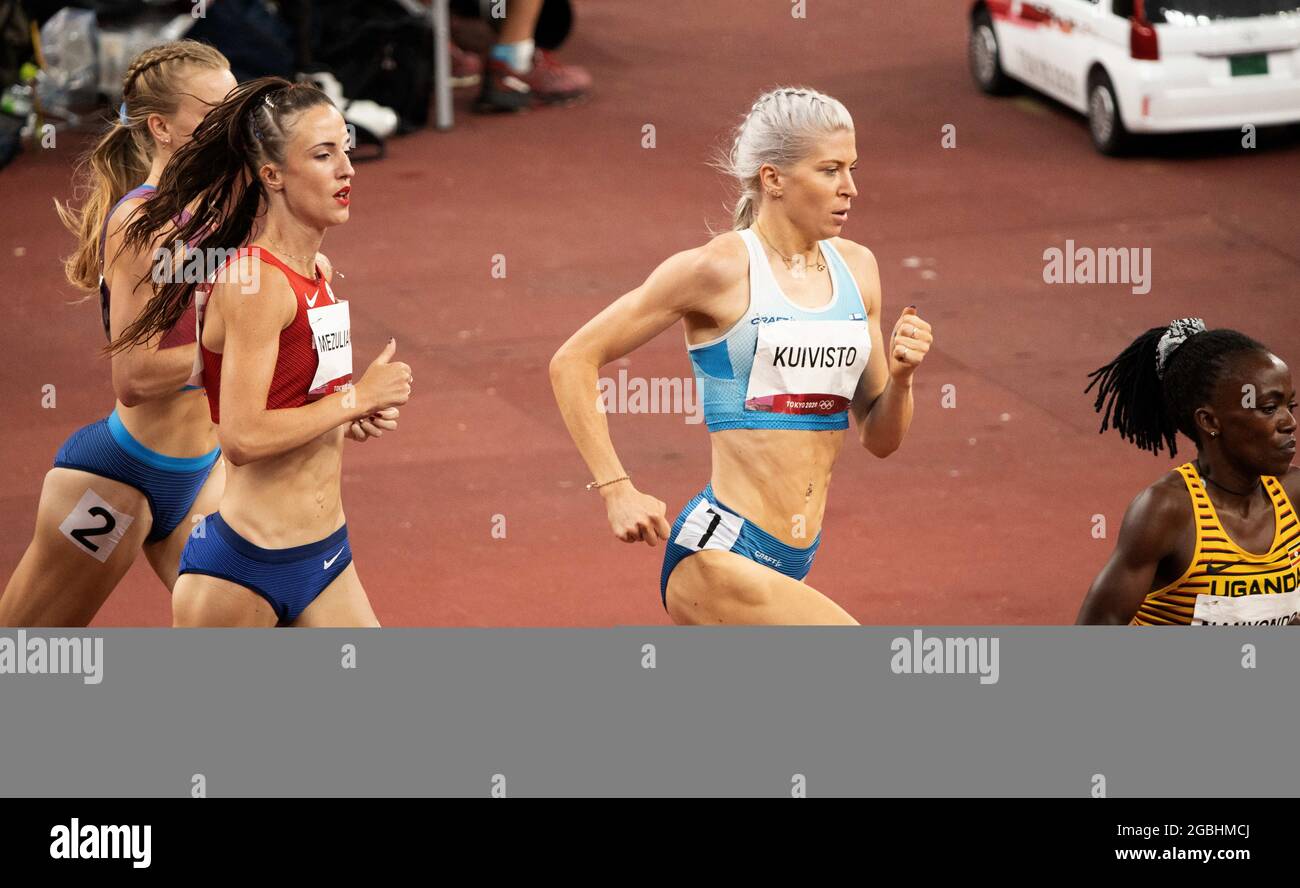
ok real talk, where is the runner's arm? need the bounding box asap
[550,243,737,487]
[105,205,197,404]
[842,241,914,457]
[1076,486,1186,625]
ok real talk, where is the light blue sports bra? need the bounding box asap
[687,228,870,432]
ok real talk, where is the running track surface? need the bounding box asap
[1,1,1297,626]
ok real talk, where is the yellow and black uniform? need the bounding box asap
[1133,462,1300,626]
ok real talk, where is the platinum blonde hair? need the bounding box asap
[717,86,854,231]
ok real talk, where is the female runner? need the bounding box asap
[1077,319,1298,625]
[112,77,411,627]
[0,41,235,626]
[551,87,933,625]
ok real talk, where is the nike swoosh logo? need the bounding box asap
[1205,562,1235,575]
[306,289,320,308]
[323,545,345,570]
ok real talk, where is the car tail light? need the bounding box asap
[1130,1,1159,60]
[1021,3,1053,24]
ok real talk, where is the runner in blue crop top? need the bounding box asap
[550,87,935,625]
[0,44,239,627]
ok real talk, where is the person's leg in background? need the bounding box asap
[476,0,590,112]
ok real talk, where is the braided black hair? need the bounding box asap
[1086,325,1269,457]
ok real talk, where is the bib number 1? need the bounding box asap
[674,498,744,553]
[697,510,723,549]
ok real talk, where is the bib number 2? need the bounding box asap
[58,490,135,563]
[70,507,115,551]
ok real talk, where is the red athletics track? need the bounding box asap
[1,1,1297,626]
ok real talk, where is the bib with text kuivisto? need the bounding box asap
[744,319,870,415]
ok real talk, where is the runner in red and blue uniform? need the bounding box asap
[114,77,412,627]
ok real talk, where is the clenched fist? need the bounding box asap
[602,482,673,547]
[888,305,933,380]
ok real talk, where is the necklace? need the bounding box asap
[266,241,319,279]
[752,223,825,272]
[1196,461,1262,498]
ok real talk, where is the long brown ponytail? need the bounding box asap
[55,40,229,294]
[108,76,333,355]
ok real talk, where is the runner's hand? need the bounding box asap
[888,305,933,380]
[356,338,413,413]
[347,407,399,441]
[602,483,672,546]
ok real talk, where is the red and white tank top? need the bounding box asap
[194,246,353,423]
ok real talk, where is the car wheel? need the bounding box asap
[969,9,1013,95]
[1088,73,1130,155]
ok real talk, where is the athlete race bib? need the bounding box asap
[1191,589,1300,626]
[307,298,353,398]
[188,280,214,389]
[744,319,870,414]
[674,498,745,553]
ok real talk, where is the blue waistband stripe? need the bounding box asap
[107,408,220,472]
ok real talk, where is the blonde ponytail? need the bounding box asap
[55,40,229,293]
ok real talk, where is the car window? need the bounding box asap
[1112,0,1135,15]
[1147,1,1300,22]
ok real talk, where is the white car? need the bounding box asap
[968,0,1300,153]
